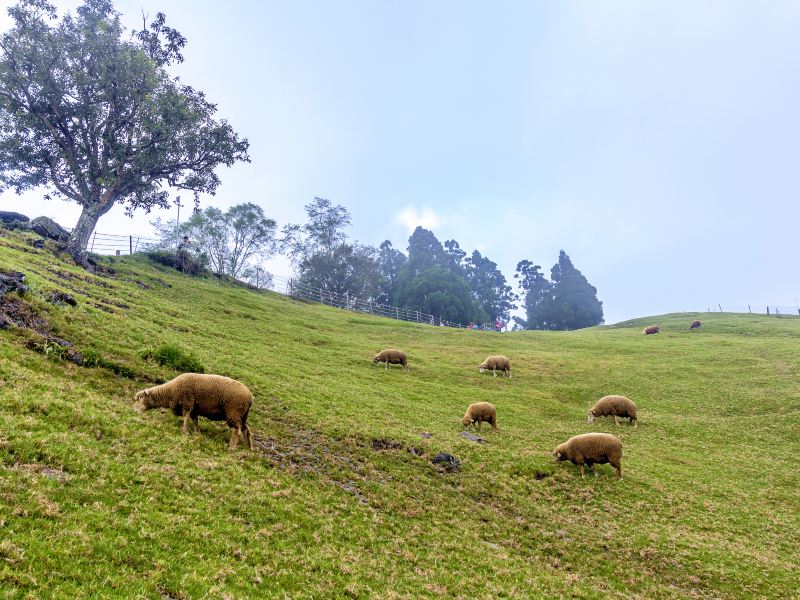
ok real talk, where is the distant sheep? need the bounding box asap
[588,395,638,427]
[554,433,622,479]
[373,349,408,370]
[690,320,701,329]
[479,355,511,378]
[133,373,254,451]
[642,325,660,335]
[461,401,497,432]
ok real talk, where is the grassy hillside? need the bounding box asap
[1,229,798,599]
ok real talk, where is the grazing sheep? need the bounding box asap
[461,402,497,432]
[479,355,511,378]
[588,395,638,427]
[373,349,408,370]
[553,433,622,479]
[642,325,660,335]
[690,320,701,329]
[133,373,254,451]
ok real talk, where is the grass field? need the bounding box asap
[1,228,798,599]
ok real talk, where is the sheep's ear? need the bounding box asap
[144,389,151,396]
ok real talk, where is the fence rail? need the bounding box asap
[87,232,159,255]
[711,304,800,317]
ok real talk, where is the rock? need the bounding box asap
[45,291,77,307]
[0,271,27,297]
[458,431,484,444]
[420,432,433,439]
[432,452,461,472]
[30,216,69,241]
[32,239,45,249]
[0,211,29,225]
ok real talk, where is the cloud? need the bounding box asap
[394,206,442,233]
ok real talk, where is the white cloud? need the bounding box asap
[394,206,442,233]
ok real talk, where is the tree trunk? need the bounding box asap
[64,201,115,268]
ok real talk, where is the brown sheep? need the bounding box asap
[553,433,622,479]
[588,395,638,427]
[372,349,408,370]
[479,355,511,378]
[690,320,701,329]
[133,373,254,451]
[642,325,660,335]
[461,401,497,432]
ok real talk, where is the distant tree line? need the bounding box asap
[158,197,603,330]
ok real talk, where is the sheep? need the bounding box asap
[479,355,511,378]
[461,401,497,432]
[690,320,701,329]
[553,433,622,479]
[642,325,660,335]
[372,349,408,370]
[588,395,638,427]
[133,373,254,451]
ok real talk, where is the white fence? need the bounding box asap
[87,232,159,255]
[711,304,800,317]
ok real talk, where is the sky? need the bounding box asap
[1,0,799,323]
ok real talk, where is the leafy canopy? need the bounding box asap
[0,0,249,263]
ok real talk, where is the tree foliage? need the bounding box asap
[179,203,276,278]
[376,240,407,305]
[0,0,249,265]
[515,251,603,330]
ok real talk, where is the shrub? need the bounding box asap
[140,343,205,373]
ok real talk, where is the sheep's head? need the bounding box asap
[553,446,567,462]
[479,364,486,373]
[133,389,152,412]
[461,415,472,427]
[587,410,597,423]
[372,355,381,365]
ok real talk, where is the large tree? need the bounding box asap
[515,251,603,330]
[465,250,517,322]
[375,240,407,305]
[179,203,276,278]
[0,1,249,266]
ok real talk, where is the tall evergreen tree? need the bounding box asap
[465,250,516,322]
[515,252,603,330]
[376,240,407,305]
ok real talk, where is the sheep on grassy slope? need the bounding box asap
[690,320,701,329]
[554,433,622,479]
[643,325,660,335]
[479,355,511,378]
[461,402,497,432]
[133,373,254,451]
[588,395,638,427]
[373,349,408,370]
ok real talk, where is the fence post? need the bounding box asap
[129,235,133,255]
[320,287,323,302]
[345,292,349,309]
[767,306,770,316]
[90,231,97,252]
[369,300,372,313]
[748,304,751,313]
[416,310,419,322]
[395,307,399,319]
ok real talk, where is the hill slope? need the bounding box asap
[1,229,798,599]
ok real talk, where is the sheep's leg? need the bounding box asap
[593,466,599,478]
[385,361,388,370]
[614,415,620,426]
[578,463,586,478]
[632,418,637,428]
[182,413,192,435]
[477,421,482,433]
[614,462,622,480]
[192,416,201,433]
[493,368,497,378]
[244,425,254,450]
[228,428,241,451]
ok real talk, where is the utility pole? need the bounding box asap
[174,195,184,248]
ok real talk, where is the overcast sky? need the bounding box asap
[1,1,798,323]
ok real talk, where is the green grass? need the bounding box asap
[1,228,798,599]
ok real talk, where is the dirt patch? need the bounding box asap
[8,463,70,483]
[47,267,115,289]
[432,452,461,472]
[371,438,404,451]
[533,470,552,480]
